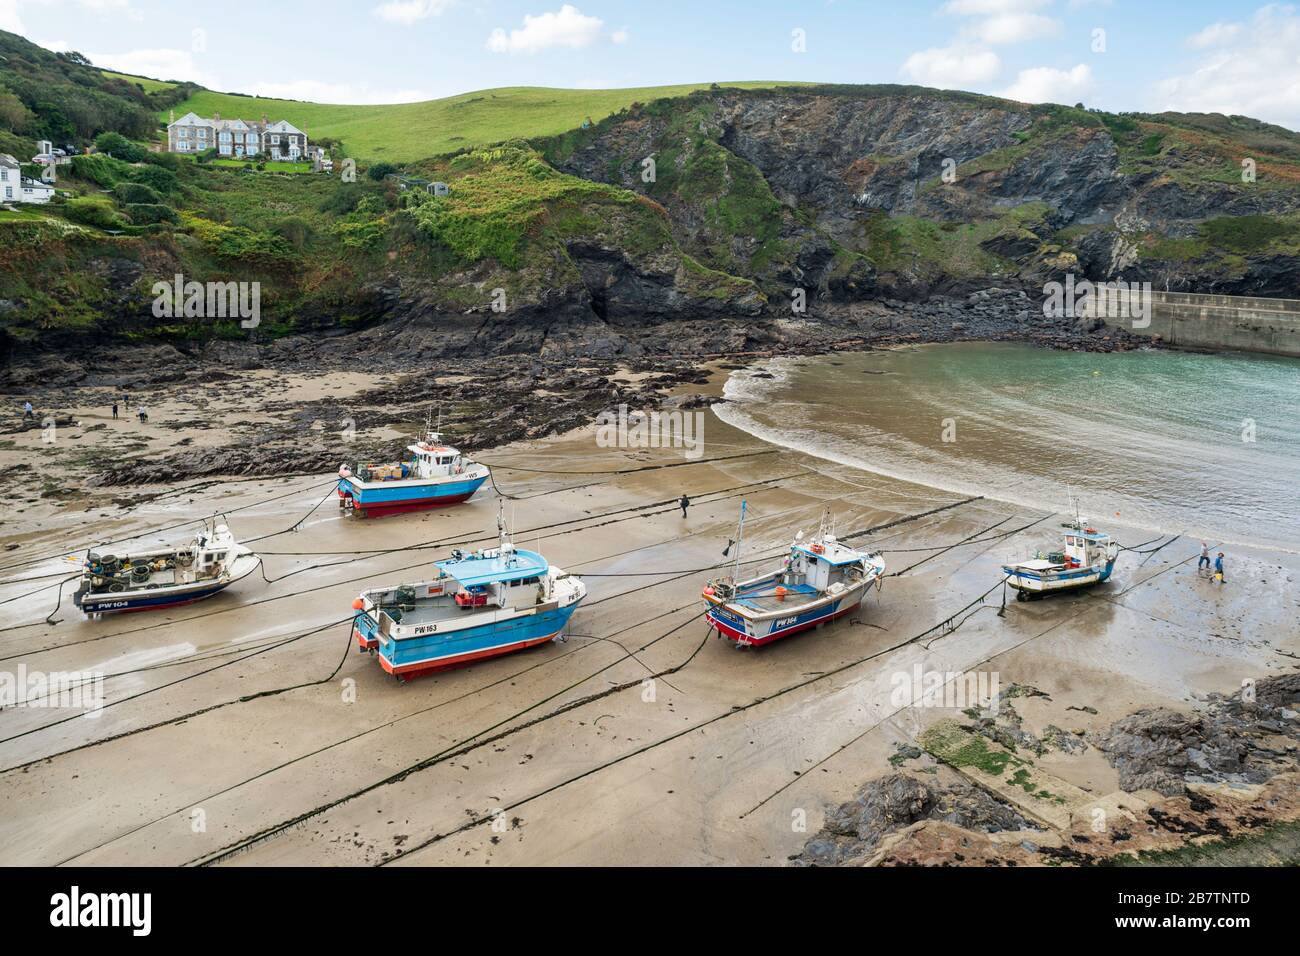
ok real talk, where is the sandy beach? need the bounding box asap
[1,363,1297,867]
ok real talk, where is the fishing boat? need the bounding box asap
[350,504,586,680]
[702,505,886,647]
[72,519,259,615]
[337,427,490,518]
[1002,521,1119,600]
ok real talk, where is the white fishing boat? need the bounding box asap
[703,505,886,647]
[73,519,259,615]
[1002,520,1118,600]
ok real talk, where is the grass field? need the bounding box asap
[102,70,178,94]
[156,82,805,163]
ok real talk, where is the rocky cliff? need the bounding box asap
[6,84,1300,376]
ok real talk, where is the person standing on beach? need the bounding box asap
[1198,542,1211,571]
[137,406,147,424]
[23,400,34,420]
[111,401,118,420]
[1214,552,1226,583]
[679,494,690,518]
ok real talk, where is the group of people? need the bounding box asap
[1198,542,1226,583]
[21,396,148,425]
[110,396,148,423]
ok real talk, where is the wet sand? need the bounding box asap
[1,365,1297,866]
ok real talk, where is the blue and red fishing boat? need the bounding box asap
[351,505,586,679]
[337,428,489,518]
[73,519,259,616]
[703,506,886,647]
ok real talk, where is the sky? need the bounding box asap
[2,0,1298,129]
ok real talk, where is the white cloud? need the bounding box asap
[972,12,1061,44]
[374,0,454,26]
[3,0,143,34]
[486,4,605,55]
[901,44,1002,88]
[611,26,629,45]
[1158,5,1300,129]
[943,0,1050,14]
[1001,62,1093,103]
[1187,20,1242,48]
[39,42,215,85]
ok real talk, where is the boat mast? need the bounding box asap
[730,500,747,585]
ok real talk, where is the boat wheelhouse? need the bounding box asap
[1002,522,1119,599]
[351,507,586,679]
[337,429,489,518]
[72,520,259,615]
[703,507,886,647]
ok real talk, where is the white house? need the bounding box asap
[20,178,54,204]
[0,153,51,204]
[166,112,309,161]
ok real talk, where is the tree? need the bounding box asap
[0,85,33,133]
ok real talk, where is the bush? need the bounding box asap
[273,216,314,250]
[143,151,182,171]
[124,202,178,225]
[367,162,399,181]
[93,131,148,163]
[114,181,161,204]
[71,153,133,187]
[128,164,179,195]
[64,197,126,229]
[318,183,366,216]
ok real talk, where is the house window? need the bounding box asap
[270,134,280,145]
[0,170,7,182]
[4,187,11,199]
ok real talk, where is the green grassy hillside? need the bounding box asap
[160,82,807,161]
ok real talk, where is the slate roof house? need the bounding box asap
[0,153,55,204]
[167,112,309,161]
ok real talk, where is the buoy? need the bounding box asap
[702,586,715,597]
[351,598,364,610]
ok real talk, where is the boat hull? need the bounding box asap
[75,579,234,614]
[74,551,258,615]
[373,601,580,679]
[1002,560,1115,595]
[707,591,864,647]
[338,474,488,518]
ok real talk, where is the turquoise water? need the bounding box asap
[717,343,1300,550]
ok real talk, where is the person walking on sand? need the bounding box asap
[1214,552,1226,584]
[1198,541,1211,571]
[23,400,34,420]
[679,494,690,519]
[111,401,118,420]
[137,406,148,424]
